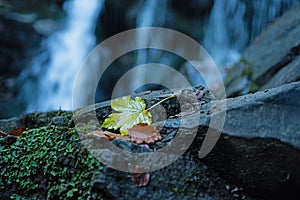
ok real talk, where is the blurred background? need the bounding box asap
[0,0,299,118]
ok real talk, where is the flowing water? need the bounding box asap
[203,0,299,72]
[130,0,168,92]
[203,0,248,69]
[20,0,103,112]
[20,0,299,112]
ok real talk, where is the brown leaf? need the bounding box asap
[87,130,129,141]
[132,172,150,187]
[10,127,28,137]
[128,123,161,144]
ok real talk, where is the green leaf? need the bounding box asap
[101,96,152,136]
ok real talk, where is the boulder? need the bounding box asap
[260,55,300,90]
[199,133,300,199]
[222,81,300,148]
[72,83,300,199]
[1,83,300,199]
[93,157,234,200]
[0,110,73,133]
[225,3,300,97]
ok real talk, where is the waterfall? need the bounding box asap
[20,0,103,112]
[19,0,299,112]
[203,0,248,71]
[203,0,299,71]
[250,0,299,41]
[128,0,168,94]
[112,0,299,97]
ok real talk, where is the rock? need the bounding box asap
[1,84,300,199]
[199,135,300,199]
[0,111,73,133]
[51,116,69,126]
[154,82,300,149]
[225,3,300,97]
[260,55,300,90]
[92,156,235,200]
[222,81,300,148]
[0,117,25,134]
[111,139,153,153]
[72,83,300,198]
[75,82,300,149]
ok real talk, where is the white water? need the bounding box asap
[132,0,168,90]
[203,0,248,70]
[131,0,299,93]
[203,0,299,71]
[20,0,299,111]
[21,0,103,112]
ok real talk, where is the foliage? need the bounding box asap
[87,123,162,145]
[0,126,103,199]
[101,96,152,136]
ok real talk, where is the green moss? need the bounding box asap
[171,171,202,197]
[250,82,259,93]
[0,126,103,199]
[240,59,254,80]
[76,120,99,133]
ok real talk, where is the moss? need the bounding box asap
[250,82,259,93]
[225,58,257,96]
[240,59,254,80]
[0,126,103,199]
[75,120,99,133]
[170,170,202,197]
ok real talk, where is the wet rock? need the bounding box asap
[92,156,234,200]
[225,3,300,97]
[159,82,300,149]
[72,83,300,198]
[199,135,300,199]
[0,111,73,133]
[1,83,300,199]
[51,116,69,126]
[0,117,25,134]
[112,139,153,153]
[76,82,300,149]
[260,55,300,90]
[222,81,300,148]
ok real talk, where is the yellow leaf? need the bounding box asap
[101,96,152,136]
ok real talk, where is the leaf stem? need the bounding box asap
[146,95,175,111]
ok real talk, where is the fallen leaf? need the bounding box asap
[128,123,161,144]
[87,130,129,141]
[101,96,152,136]
[132,172,150,187]
[10,127,28,136]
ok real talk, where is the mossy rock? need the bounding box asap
[0,125,103,199]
